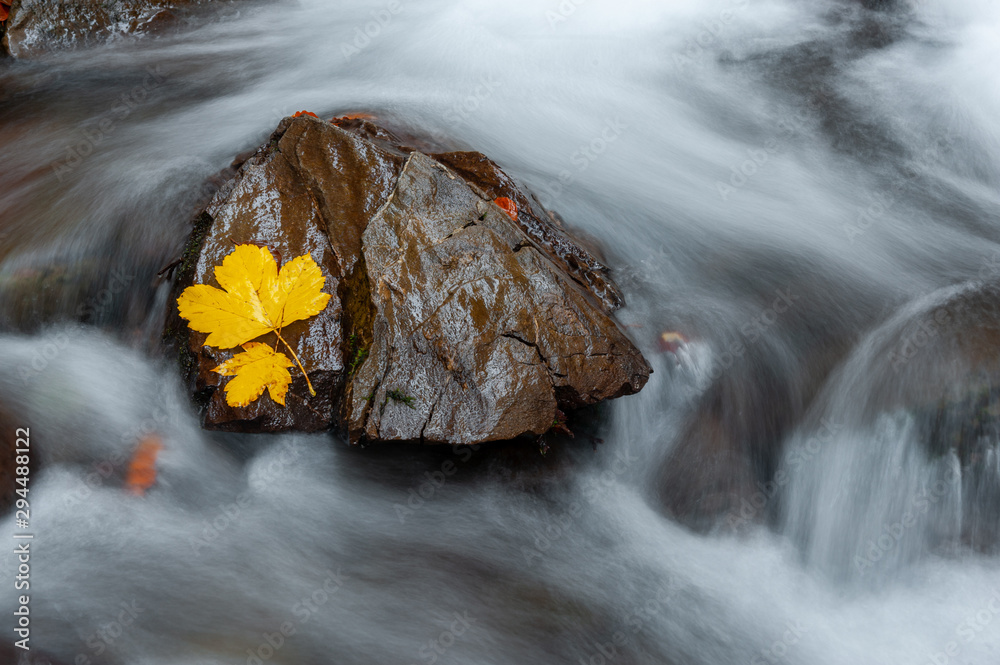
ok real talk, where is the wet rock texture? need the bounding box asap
[2,0,222,57]
[166,115,650,443]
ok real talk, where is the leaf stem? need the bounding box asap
[274,329,316,396]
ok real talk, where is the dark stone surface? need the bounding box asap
[2,0,232,57]
[166,115,650,443]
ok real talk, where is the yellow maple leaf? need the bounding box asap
[177,244,331,406]
[213,342,294,407]
[178,244,329,348]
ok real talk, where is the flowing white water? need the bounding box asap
[2,0,1000,663]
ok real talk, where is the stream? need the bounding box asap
[2,0,1000,663]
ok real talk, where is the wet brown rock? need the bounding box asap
[2,0,226,57]
[168,117,405,432]
[349,152,649,443]
[166,116,650,443]
[432,151,625,312]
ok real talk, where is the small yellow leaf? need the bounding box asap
[213,342,294,407]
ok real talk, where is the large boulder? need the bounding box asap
[165,115,650,443]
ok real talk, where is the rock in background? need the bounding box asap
[2,0,237,58]
[165,115,650,443]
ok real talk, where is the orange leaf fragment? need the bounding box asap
[657,331,688,353]
[494,196,518,221]
[0,5,8,22]
[292,111,319,119]
[331,112,377,125]
[125,435,163,496]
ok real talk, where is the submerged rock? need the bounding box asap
[165,115,650,443]
[864,283,1000,552]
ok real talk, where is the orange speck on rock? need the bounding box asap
[292,111,319,119]
[125,435,163,496]
[494,197,518,221]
